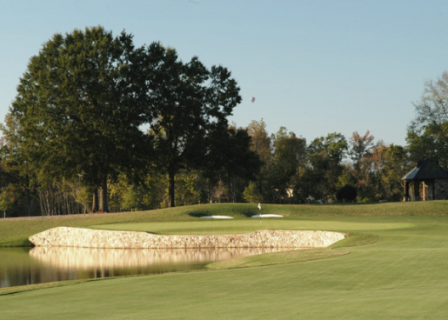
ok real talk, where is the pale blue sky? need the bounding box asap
[1,0,448,146]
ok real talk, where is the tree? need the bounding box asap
[0,114,39,216]
[142,43,241,207]
[309,133,348,165]
[410,71,448,133]
[243,181,263,203]
[305,133,348,200]
[9,26,149,213]
[408,71,448,167]
[347,131,376,201]
[0,186,14,218]
[369,144,411,201]
[349,131,375,170]
[271,127,307,203]
[407,121,448,168]
[247,119,272,201]
[204,125,261,202]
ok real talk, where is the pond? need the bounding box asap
[0,246,292,288]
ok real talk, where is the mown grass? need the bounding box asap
[205,232,376,270]
[206,248,350,270]
[1,201,446,246]
[2,202,448,319]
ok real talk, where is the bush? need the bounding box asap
[243,182,263,203]
[336,184,357,202]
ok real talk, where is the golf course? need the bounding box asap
[1,202,448,319]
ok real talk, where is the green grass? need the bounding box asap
[206,248,351,270]
[2,202,448,319]
[1,201,446,246]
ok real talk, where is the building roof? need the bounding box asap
[402,159,448,180]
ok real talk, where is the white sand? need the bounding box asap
[251,214,283,218]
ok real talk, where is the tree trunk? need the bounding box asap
[99,177,109,212]
[92,189,99,213]
[169,170,175,208]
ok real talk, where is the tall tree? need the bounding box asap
[305,133,348,200]
[349,131,375,171]
[407,71,448,167]
[0,114,38,215]
[247,119,272,200]
[369,144,411,201]
[347,131,375,200]
[271,127,307,203]
[9,26,149,213]
[142,43,241,207]
[204,125,261,202]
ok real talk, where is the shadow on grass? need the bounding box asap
[187,208,259,219]
[187,212,208,218]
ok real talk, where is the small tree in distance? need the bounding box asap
[0,187,14,218]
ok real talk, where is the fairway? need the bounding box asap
[2,203,448,319]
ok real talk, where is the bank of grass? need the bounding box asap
[1,201,447,246]
[2,212,448,319]
[206,233,377,270]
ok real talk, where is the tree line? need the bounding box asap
[0,26,447,217]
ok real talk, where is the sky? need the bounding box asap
[1,0,448,146]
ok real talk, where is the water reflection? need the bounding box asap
[0,246,296,289]
[30,246,288,270]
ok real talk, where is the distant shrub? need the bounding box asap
[336,184,357,202]
[243,182,263,203]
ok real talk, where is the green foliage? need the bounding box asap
[203,126,261,203]
[247,119,272,201]
[0,187,14,218]
[171,172,202,207]
[302,133,348,201]
[408,71,448,168]
[9,26,150,213]
[349,131,375,169]
[121,185,144,211]
[369,144,411,201]
[270,127,307,203]
[407,123,448,168]
[5,25,445,215]
[140,43,242,207]
[243,181,263,203]
[309,132,348,164]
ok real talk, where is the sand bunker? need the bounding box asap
[251,214,283,218]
